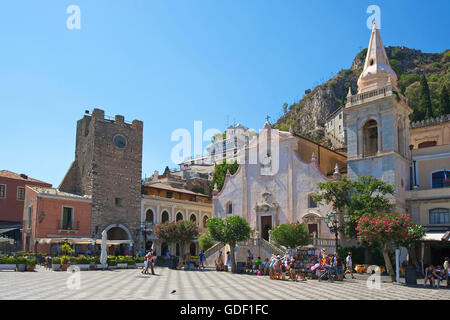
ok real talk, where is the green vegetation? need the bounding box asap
[198,232,216,252]
[270,222,310,249]
[206,216,251,273]
[210,160,239,192]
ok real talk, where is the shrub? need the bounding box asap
[107,258,117,266]
[135,257,145,263]
[15,257,27,264]
[0,256,16,264]
[26,258,36,267]
[52,257,62,264]
[199,232,216,252]
[77,255,90,264]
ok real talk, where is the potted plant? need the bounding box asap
[135,257,145,268]
[126,256,136,269]
[107,257,118,269]
[76,255,91,270]
[0,256,17,271]
[61,256,70,271]
[26,258,36,271]
[52,257,62,271]
[15,256,27,272]
[116,256,128,269]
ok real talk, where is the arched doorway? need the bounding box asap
[161,211,169,223]
[190,214,197,224]
[176,212,183,221]
[190,242,196,256]
[203,216,208,228]
[106,225,131,256]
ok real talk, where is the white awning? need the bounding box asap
[0,237,15,244]
[36,237,96,245]
[94,239,133,246]
[423,232,446,241]
[0,227,20,234]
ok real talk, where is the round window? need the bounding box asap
[113,135,127,149]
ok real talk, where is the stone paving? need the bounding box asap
[0,266,449,300]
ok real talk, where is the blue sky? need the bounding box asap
[0,0,449,187]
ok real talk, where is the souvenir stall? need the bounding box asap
[294,246,320,279]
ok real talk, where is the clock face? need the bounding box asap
[113,135,127,149]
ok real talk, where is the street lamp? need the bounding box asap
[324,210,350,253]
[139,221,147,253]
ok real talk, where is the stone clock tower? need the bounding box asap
[60,108,143,246]
[344,23,412,212]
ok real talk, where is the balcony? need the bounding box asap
[57,220,79,232]
[310,238,336,248]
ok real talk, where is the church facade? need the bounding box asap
[212,123,346,244]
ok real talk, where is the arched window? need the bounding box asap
[203,216,208,228]
[161,211,169,223]
[429,208,450,225]
[145,209,154,224]
[363,119,378,157]
[397,121,405,157]
[176,212,183,221]
[431,170,450,189]
[226,202,233,214]
[190,214,196,224]
[418,141,437,148]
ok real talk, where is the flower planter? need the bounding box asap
[127,264,137,269]
[17,264,27,272]
[0,264,17,271]
[52,264,61,271]
[77,264,90,271]
[108,265,117,270]
[27,265,36,272]
[61,264,69,271]
[117,263,128,269]
[136,263,145,268]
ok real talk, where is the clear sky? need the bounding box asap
[0,0,449,187]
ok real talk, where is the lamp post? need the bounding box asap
[139,221,147,253]
[324,210,350,253]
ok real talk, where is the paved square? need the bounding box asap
[1,266,449,300]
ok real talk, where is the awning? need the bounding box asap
[423,232,447,241]
[0,227,20,234]
[0,237,15,244]
[36,238,133,246]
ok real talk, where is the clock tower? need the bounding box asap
[59,108,143,246]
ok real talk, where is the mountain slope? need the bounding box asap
[274,47,450,143]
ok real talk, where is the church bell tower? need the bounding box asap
[344,23,412,212]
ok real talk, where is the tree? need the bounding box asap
[60,242,74,256]
[282,102,289,114]
[439,85,450,115]
[154,221,199,258]
[270,222,310,249]
[313,175,394,239]
[399,224,426,273]
[206,216,251,273]
[210,160,239,192]
[198,232,216,252]
[418,75,433,119]
[356,212,423,282]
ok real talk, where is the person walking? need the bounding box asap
[226,251,232,270]
[198,250,205,270]
[142,250,150,274]
[444,257,449,287]
[345,251,355,279]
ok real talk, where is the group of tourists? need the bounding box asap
[424,257,450,288]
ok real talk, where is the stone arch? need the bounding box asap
[145,209,154,224]
[189,213,197,224]
[202,215,209,228]
[363,119,378,157]
[176,212,184,221]
[104,224,132,240]
[161,211,169,223]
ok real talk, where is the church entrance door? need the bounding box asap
[261,216,272,241]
